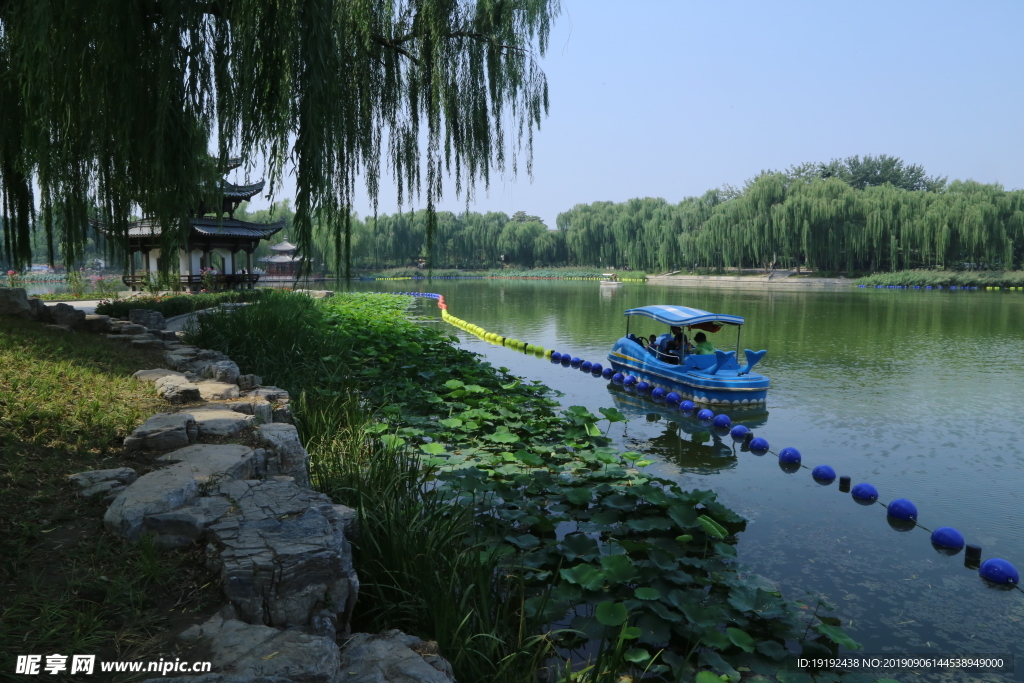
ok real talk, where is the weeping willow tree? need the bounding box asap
[0,0,560,275]
[557,171,1024,274]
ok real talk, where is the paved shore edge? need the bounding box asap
[646,273,854,291]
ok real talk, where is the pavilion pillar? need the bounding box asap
[246,249,254,289]
[187,243,195,292]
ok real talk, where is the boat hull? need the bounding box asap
[608,338,769,406]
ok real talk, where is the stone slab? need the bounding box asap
[207,479,358,628]
[256,423,310,487]
[134,368,187,383]
[338,631,455,683]
[155,375,202,404]
[124,412,198,451]
[104,444,255,541]
[175,613,342,683]
[68,467,138,489]
[197,380,241,401]
[190,408,254,438]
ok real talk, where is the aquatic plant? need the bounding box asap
[186,291,860,681]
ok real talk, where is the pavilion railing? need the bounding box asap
[121,273,261,291]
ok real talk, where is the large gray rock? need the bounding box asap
[254,386,290,401]
[104,444,256,541]
[204,359,241,384]
[155,375,202,404]
[124,412,198,451]
[129,308,166,330]
[338,631,456,683]
[27,297,47,320]
[0,287,31,317]
[238,374,263,391]
[191,408,254,438]
[197,380,240,401]
[81,314,113,333]
[143,496,234,547]
[206,479,358,629]
[223,397,274,423]
[256,423,310,487]
[45,302,86,329]
[174,612,342,683]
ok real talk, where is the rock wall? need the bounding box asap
[0,291,458,683]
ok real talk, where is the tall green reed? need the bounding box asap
[298,391,556,683]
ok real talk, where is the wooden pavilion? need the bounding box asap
[121,158,284,291]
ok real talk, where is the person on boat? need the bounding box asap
[692,332,715,355]
[661,326,688,363]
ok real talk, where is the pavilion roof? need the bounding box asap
[128,217,284,241]
[270,240,298,252]
[220,179,265,201]
[260,254,303,263]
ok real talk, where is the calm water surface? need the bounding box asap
[349,279,1024,680]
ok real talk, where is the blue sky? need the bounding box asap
[246,0,1024,228]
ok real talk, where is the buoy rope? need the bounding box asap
[385,291,1022,591]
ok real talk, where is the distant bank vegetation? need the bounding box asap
[245,155,1021,277]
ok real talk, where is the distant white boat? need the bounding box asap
[600,273,622,286]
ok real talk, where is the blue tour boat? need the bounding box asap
[607,304,769,406]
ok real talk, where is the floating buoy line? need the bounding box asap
[362,275,646,281]
[382,291,1021,592]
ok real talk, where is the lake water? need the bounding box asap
[349,279,1024,680]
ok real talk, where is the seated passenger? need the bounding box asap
[692,332,715,355]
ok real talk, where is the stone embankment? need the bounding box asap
[647,270,853,291]
[0,287,454,683]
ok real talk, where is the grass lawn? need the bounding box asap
[0,316,221,681]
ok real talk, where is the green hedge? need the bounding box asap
[95,289,267,318]
[854,269,1024,288]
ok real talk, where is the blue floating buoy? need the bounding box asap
[930,527,965,549]
[636,381,650,393]
[679,400,695,412]
[811,465,836,482]
[851,483,879,502]
[612,372,624,383]
[749,437,770,454]
[665,391,681,405]
[887,498,918,521]
[730,425,750,441]
[591,363,603,374]
[581,360,593,372]
[602,367,614,379]
[623,374,637,386]
[551,352,562,362]
[651,387,666,400]
[712,414,731,428]
[979,559,1020,585]
[570,357,582,367]
[696,408,714,421]
[560,356,571,366]
[778,447,801,465]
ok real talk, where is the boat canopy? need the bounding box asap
[624,305,744,327]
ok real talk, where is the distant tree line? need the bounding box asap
[557,155,1023,274]
[8,155,1022,275]
[239,155,1024,274]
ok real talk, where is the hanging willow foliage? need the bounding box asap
[556,177,1024,274]
[0,0,560,273]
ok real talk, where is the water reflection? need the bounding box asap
[606,384,771,473]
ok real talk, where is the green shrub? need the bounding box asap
[854,269,1024,288]
[95,289,267,318]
